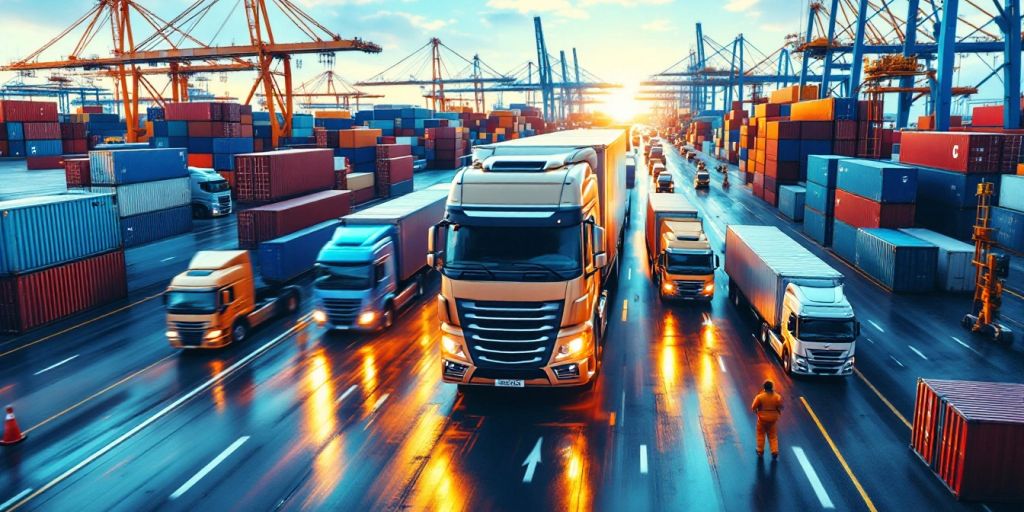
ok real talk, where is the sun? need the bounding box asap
[597,84,642,123]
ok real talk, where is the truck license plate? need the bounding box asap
[494,379,525,388]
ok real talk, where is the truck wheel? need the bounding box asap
[192,204,208,219]
[760,323,770,346]
[782,348,793,375]
[381,303,396,330]
[231,320,248,344]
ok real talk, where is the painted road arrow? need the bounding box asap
[522,437,543,483]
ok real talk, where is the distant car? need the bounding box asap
[647,146,665,170]
[695,170,711,189]
[656,173,675,193]
[651,162,667,181]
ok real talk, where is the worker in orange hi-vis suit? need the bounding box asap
[751,380,784,460]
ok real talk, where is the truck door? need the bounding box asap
[374,256,396,302]
[776,312,796,357]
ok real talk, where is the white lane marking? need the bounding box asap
[369,393,390,414]
[640,444,649,474]
[717,355,727,373]
[628,268,632,280]
[621,299,628,322]
[792,446,836,509]
[522,437,543,483]
[13,314,311,509]
[0,489,33,512]
[33,354,79,375]
[889,355,905,367]
[864,336,875,344]
[169,436,250,500]
[336,385,358,405]
[707,219,725,241]
[951,336,982,356]
[620,390,626,428]
[867,320,885,333]
[907,345,928,360]
[160,256,175,263]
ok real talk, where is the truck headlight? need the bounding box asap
[166,330,179,338]
[556,336,586,360]
[358,311,377,326]
[312,310,327,325]
[662,282,674,293]
[205,329,223,339]
[704,283,715,294]
[441,335,466,358]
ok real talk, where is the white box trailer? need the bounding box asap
[899,228,975,293]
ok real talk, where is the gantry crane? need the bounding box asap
[0,0,381,145]
[356,38,514,112]
[282,70,383,110]
[962,182,1013,343]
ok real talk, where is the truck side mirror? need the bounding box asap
[855,321,862,337]
[221,289,231,305]
[715,255,720,269]
[427,223,448,269]
[591,224,606,256]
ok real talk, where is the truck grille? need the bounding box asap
[673,280,704,296]
[322,298,362,325]
[217,195,231,208]
[174,321,208,346]
[457,300,562,370]
[807,349,847,371]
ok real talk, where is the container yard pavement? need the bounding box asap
[0,161,67,200]
[0,151,1020,511]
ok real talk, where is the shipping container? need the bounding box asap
[258,220,341,284]
[899,132,1006,174]
[805,181,834,215]
[803,206,833,246]
[991,206,1024,252]
[90,148,189,185]
[234,149,334,203]
[0,193,121,275]
[837,159,917,203]
[388,179,414,197]
[64,158,91,188]
[911,379,1024,501]
[120,205,193,248]
[834,189,915,228]
[832,219,858,262]
[0,100,58,123]
[93,177,191,218]
[916,167,1001,209]
[899,228,974,292]
[915,202,976,242]
[855,228,937,292]
[807,155,845,187]
[999,175,1024,212]
[778,185,805,221]
[237,190,352,249]
[0,250,127,333]
[25,139,62,156]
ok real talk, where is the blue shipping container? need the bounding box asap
[832,219,858,262]
[915,202,975,242]
[774,140,801,161]
[999,175,1024,212]
[7,140,25,157]
[213,153,234,171]
[916,167,1001,209]
[778,185,806,221]
[188,138,214,154]
[992,206,1024,253]
[26,140,62,156]
[800,140,833,161]
[805,181,835,215]
[0,193,122,275]
[807,155,846,188]
[90,148,189,185]
[120,205,192,248]
[855,229,937,293]
[803,206,833,246]
[258,220,341,283]
[836,159,917,203]
[5,122,23,141]
[388,179,414,197]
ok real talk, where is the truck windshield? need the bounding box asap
[314,264,372,290]
[799,318,857,341]
[199,180,230,193]
[166,291,217,314]
[445,225,582,280]
[666,252,714,274]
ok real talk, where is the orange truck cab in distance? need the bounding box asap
[165,250,301,348]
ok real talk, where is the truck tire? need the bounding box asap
[381,303,396,330]
[782,347,793,375]
[192,204,208,219]
[760,322,770,346]
[231,320,249,344]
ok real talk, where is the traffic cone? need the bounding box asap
[1,406,26,445]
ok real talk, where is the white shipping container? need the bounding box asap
[999,175,1024,213]
[348,172,375,191]
[899,228,975,292]
[93,177,191,218]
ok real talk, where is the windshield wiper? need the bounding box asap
[508,261,570,280]
[446,261,498,280]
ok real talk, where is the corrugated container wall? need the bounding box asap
[258,220,341,284]
[837,159,918,203]
[237,190,351,248]
[90,148,188,185]
[999,175,1024,212]
[0,250,127,333]
[899,228,974,292]
[94,177,191,218]
[991,206,1024,252]
[803,207,833,246]
[0,193,122,275]
[233,149,334,203]
[855,229,937,293]
[777,185,805,221]
[120,205,193,248]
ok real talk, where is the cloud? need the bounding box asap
[363,10,452,32]
[724,0,759,12]
[759,22,789,33]
[642,20,671,32]
[486,0,589,19]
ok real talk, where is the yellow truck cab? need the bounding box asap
[165,251,300,348]
[646,194,717,302]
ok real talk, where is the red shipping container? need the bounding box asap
[764,159,801,183]
[237,190,352,248]
[234,149,334,203]
[375,155,414,196]
[834,189,915,228]
[970,105,1004,127]
[0,141,8,157]
[80,105,103,114]
[0,100,58,123]
[351,187,375,204]
[333,169,348,190]
[218,170,235,191]
[765,121,801,140]
[165,102,216,121]
[376,144,412,159]
[763,176,779,206]
[911,379,1024,501]
[240,125,253,138]
[23,122,61,140]
[899,131,1007,174]
[0,250,127,333]
[833,139,857,156]
[426,127,458,139]
[834,120,857,140]
[752,172,765,199]
[26,156,64,170]
[800,121,833,140]
[435,138,466,151]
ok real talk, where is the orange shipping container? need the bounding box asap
[918,116,936,130]
[315,110,352,119]
[339,128,382,148]
[1017,163,1024,175]
[789,98,838,121]
[189,153,213,168]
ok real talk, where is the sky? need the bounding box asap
[0,0,1009,120]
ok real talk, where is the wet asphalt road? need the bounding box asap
[1,154,1023,511]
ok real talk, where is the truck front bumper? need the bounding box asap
[791,354,855,376]
[167,331,230,349]
[312,307,379,332]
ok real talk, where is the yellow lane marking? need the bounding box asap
[800,396,878,512]
[853,368,911,430]
[621,299,628,322]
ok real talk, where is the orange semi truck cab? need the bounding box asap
[165,251,300,348]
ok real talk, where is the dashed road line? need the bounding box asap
[951,336,982,356]
[853,368,911,429]
[33,354,79,376]
[889,355,904,367]
[792,446,835,509]
[867,320,885,333]
[621,299,629,322]
[169,436,250,500]
[336,385,358,405]
[640,444,649,474]
[370,393,390,414]
[160,256,176,263]
[907,345,928,360]
[717,355,727,373]
[0,490,32,512]
[620,390,626,428]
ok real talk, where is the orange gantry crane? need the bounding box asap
[0,0,381,145]
[288,70,384,110]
